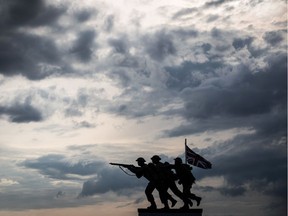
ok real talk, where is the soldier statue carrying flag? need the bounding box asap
[110,139,211,210]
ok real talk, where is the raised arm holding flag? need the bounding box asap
[185,139,212,169]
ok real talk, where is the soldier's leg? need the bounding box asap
[166,192,177,207]
[157,187,170,209]
[145,182,156,209]
[169,182,191,208]
[188,191,202,206]
[183,184,201,206]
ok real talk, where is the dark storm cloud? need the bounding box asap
[218,186,246,197]
[22,154,106,180]
[71,30,97,62]
[164,51,286,137]
[3,0,65,28]
[0,32,64,80]
[195,133,287,208]
[184,53,286,119]
[143,30,177,61]
[165,60,223,91]
[263,30,285,46]
[0,102,43,123]
[0,0,67,80]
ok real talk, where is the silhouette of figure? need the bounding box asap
[127,157,157,209]
[128,157,173,209]
[151,155,191,209]
[173,157,202,207]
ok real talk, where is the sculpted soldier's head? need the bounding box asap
[174,157,183,165]
[136,157,146,166]
[151,155,161,164]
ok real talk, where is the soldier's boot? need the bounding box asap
[196,197,202,206]
[170,197,177,207]
[162,201,170,210]
[189,194,201,206]
[147,201,157,209]
[180,203,189,209]
[188,198,193,207]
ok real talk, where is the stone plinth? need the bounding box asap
[138,208,203,216]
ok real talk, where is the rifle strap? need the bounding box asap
[119,166,136,176]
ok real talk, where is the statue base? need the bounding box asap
[138,208,203,216]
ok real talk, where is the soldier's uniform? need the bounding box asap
[173,157,201,207]
[129,157,170,209]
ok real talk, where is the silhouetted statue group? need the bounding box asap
[110,155,201,210]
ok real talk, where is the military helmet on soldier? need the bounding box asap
[136,157,146,163]
[151,155,161,161]
[174,157,183,164]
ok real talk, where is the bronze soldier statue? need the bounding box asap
[173,157,202,207]
[126,157,174,209]
[150,155,192,209]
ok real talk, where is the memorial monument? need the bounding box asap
[110,139,212,216]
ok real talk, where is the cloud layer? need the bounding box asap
[0,0,286,215]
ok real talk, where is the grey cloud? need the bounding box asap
[206,15,219,23]
[108,36,129,54]
[0,102,43,123]
[75,10,94,22]
[109,69,131,87]
[3,0,65,28]
[171,28,199,39]
[204,134,286,198]
[181,132,287,215]
[165,60,223,91]
[104,15,115,32]
[164,50,286,138]
[218,186,246,197]
[65,108,82,117]
[73,121,96,129]
[0,33,65,80]
[71,30,97,62]
[201,43,212,53]
[211,27,225,39]
[22,154,106,180]
[108,100,154,119]
[183,53,286,119]
[0,0,68,80]
[204,0,228,8]
[79,167,144,196]
[0,190,98,210]
[143,30,177,61]
[232,37,253,50]
[172,8,198,19]
[263,30,285,46]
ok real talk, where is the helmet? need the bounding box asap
[151,155,161,161]
[136,157,146,163]
[174,157,183,164]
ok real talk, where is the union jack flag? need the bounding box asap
[185,144,212,169]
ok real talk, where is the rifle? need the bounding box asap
[109,163,135,169]
[110,163,137,176]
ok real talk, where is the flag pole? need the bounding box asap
[185,138,187,164]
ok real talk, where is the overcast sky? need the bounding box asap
[0,0,287,216]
